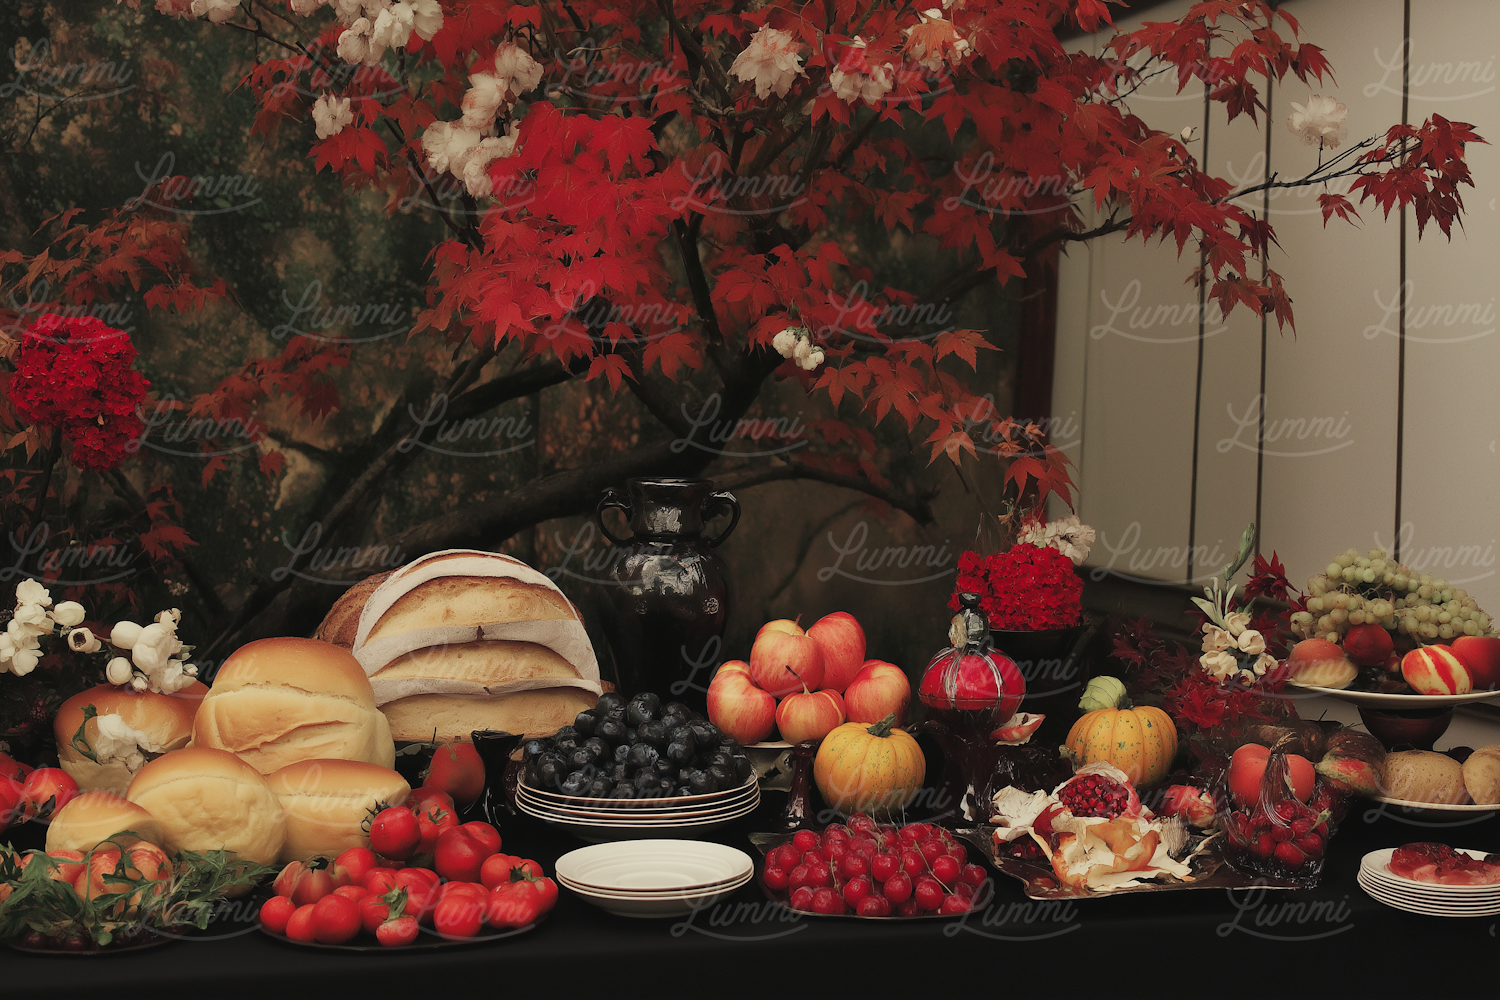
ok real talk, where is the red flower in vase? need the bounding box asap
[6,314,150,472]
[949,543,1082,631]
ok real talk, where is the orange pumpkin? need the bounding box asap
[1064,684,1177,787]
[813,715,925,817]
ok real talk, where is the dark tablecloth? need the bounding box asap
[10,795,1497,997]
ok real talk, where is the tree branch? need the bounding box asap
[709,463,937,525]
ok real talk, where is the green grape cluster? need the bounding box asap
[1288,547,1493,645]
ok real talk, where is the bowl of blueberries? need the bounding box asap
[514,692,761,841]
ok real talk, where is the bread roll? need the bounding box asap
[192,637,395,774]
[315,572,393,649]
[46,791,165,854]
[1462,746,1500,805]
[267,759,409,863]
[126,747,285,864]
[53,683,206,794]
[377,640,582,686]
[1383,750,1469,804]
[368,569,579,643]
[380,687,594,742]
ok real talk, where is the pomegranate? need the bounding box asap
[1056,772,1132,819]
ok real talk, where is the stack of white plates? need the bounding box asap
[1359,848,1500,917]
[555,840,755,918]
[516,775,759,843]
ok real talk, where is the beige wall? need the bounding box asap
[1053,0,1499,610]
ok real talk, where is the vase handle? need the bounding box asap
[702,490,741,548]
[595,488,631,546]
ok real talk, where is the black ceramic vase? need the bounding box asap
[595,478,739,715]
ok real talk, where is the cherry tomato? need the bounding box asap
[395,869,438,923]
[480,853,518,889]
[0,777,22,831]
[20,768,77,821]
[509,858,544,880]
[376,914,419,947]
[434,826,491,883]
[407,786,455,815]
[259,895,296,934]
[333,884,370,902]
[0,752,28,783]
[368,807,421,862]
[285,903,318,943]
[28,849,85,889]
[433,893,484,938]
[486,881,541,928]
[312,893,361,944]
[364,867,399,895]
[788,886,816,912]
[415,802,458,855]
[530,876,558,914]
[335,847,376,885]
[274,859,348,907]
[763,865,790,891]
[423,742,486,807]
[359,895,391,935]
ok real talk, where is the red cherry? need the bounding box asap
[953,881,975,899]
[763,866,790,891]
[789,886,816,912]
[810,887,845,915]
[919,840,946,865]
[838,852,870,880]
[940,894,971,914]
[882,872,912,903]
[792,830,820,853]
[856,894,891,917]
[771,845,802,871]
[788,863,813,890]
[914,878,944,911]
[894,899,922,917]
[842,875,872,907]
[900,850,924,877]
[870,852,899,883]
[931,855,961,886]
[848,814,877,835]
[945,843,968,865]
[959,864,987,888]
[804,863,833,888]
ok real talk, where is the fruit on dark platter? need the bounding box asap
[524,693,752,799]
[762,814,985,917]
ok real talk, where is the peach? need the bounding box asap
[1401,645,1472,695]
[844,659,911,726]
[806,612,867,693]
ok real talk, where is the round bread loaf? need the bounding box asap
[126,747,286,864]
[1383,749,1469,804]
[380,687,595,742]
[267,759,410,863]
[314,571,393,649]
[53,683,207,794]
[1462,746,1500,805]
[45,791,165,854]
[192,637,395,774]
[376,640,582,686]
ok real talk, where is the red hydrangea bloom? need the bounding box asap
[7,313,150,472]
[949,542,1083,631]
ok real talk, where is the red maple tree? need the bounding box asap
[0,0,1481,654]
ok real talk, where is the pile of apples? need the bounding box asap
[707,612,911,745]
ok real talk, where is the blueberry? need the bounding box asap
[637,720,669,749]
[733,755,753,783]
[573,710,599,736]
[707,763,733,791]
[559,771,589,795]
[687,770,715,795]
[666,740,695,765]
[663,701,692,720]
[633,769,659,792]
[597,719,629,745]
[626,700,659,728]
[583,737,610,759]
[536,752,569,789]
[522,738,550,762]
[687,721,720,747]
[553,734,581,755]
[568,748,597,771]
[586,776,614,797]
[596,692,626,714]
[627,743,660,769]
[659,713,687,732]
[612,743,631,765]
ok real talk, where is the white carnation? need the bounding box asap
[1287,94,1348,149]
[12,603,51,636]
[312,94,354,139]
[190,0,239,22]
[336,18,374,65]
[493,44,543,99]
[729,26,805,99]
[1236,629,1267,656]
[1200,649,1239,680]
[131,621,182,673]
[371,4,414,53]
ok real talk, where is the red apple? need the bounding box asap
[1401,645,1472,695]
[844,659,911,725]
[716,659,752,682]
[750,628,824,697]
[806,612,866,693]
[1451,636,1500,691]
[774,687,845,745]
[707,669,776,744]
[756,618,804,640]
[1342,623,1394,668]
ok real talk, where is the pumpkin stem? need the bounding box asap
[866,714,897,738]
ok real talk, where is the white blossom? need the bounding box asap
[106,656,134,686]
[131,621,183,674]
[53,601,86,627]
[791,336,813,364]
[312,94,354,139]
[110,621,145,649]
[461,72,509,128]
[1200,649,1239,681]
[371,3,414,54]
[772,328,798,357]
[410,0,443,41]
[1287,95,1348,148]
[829,37,893,106]
[1200,625,1234,653]
[1251,652,1278,676]
[131,676,149,692]
[156,608,182,626]
[1224,611,1251,637]
[190,0,239,22]
[92,713,166,774]
[289,0,324,15]
[68,628,101,654]
[798,348,825,371]
[8,648,38,676]
[12,604,51,636]
[336,18,374,64]
[1236,629,1267,656]
[493,44,543,99]
[729,26,806,99]
[16,579,51,607]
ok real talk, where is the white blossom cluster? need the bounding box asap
[771,326,826,370]
[419,44,540,197]
[0,579,198,694]
[1016,515,1096,565]
[1286,95,1349,149]
[1194,582,1277,684]
[728,26,806,100]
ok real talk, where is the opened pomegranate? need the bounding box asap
[1057,772,1132,819]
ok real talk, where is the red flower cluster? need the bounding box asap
[7,314,150,472]
[949,543,1083,631]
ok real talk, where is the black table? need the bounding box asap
[11,795,1497,996]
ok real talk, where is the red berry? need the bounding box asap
[763,866,790,891]
[1296,834,1324,857]
[811,887,845,915]
[1251,834,1274,860]
[894,899,922,917]
[856,894,890,917]
[1270,825,1293,842]
[792,830,820,853]
[899,823,929,841]
[919,839,946,865]
[913,877,944,911]
[900,850,924,877]
[959,864,987,888]
[1273,801,1298,822]
[882,872,912,903]
[870,852,899,882]
[1274,841,1306,868]
[804,863,833,888]
[788,863,813,890]
[803,846,830,864]
[940,894,971,914]
[842,875,872,907]
[848,814,877,835]
[1057,773,1132,819]
[789,886,816,912]
[838,852,870,880]
[945,843,968,865]
[931,855,961,886]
